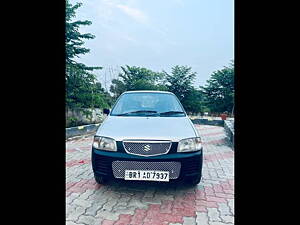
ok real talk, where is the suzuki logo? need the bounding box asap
[143,144,151,152]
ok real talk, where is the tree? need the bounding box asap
[65,0,108,110]
[201,63,234,113]
[110,79,127,98]
[182,88,204,114]
[93,82,113,108]
[66,1,98,69]
[66,64,96,109]
[163,65,203,113]
[110,65,167,99]
[163,66,196,101]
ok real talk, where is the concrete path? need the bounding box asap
[66,125,234,225]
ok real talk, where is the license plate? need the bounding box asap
[124,170,169,182]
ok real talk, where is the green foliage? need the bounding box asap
[93,82,113,108]
[66,64,95,108]
[163,66,203,114]
[65,0,110,111]
[67,116,79,127]
[163,66,196,101]
[65,1,233,117]
[182,88,204,114]
[66,0,98,69]
[201,63,234,113]
[65,1,233,118]
[110,65,167,99]
[110,79,127,98]
[66,64,112,109]
[81,109,93,120]
[109,65,206,114]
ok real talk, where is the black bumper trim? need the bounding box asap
[92,148,203,181]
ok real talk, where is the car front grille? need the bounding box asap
[122,140,172,156]
[112,161,181,179]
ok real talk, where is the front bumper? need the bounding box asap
[91,147,203,182]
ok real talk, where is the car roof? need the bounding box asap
[123,90,173,94]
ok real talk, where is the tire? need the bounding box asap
[94,174,108,185]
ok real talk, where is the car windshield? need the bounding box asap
[111,92,186,117]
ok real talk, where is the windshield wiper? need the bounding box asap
[158,111,185,116]
[115,110,158,116]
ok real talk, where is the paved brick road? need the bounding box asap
[66,125,234,225]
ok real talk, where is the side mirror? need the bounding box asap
[103,108,110,115]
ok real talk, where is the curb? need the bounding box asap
[224,120,234,149]
[66,123,101,139]
[191,118,234,150]
[190,118,224,127]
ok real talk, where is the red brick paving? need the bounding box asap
[114,214,133,225]
[203,138,227,145]
[103,180,232,225]
[66,125,234,225]
[201,131,226,136]
[101,220,115,225]
[66,158,91,167]
[66,178,101,196]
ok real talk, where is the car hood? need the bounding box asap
[96,116,198,142]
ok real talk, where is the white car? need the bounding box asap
[91,91,203,185]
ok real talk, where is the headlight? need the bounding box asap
[177,137,202,152]
[93,136,117,152]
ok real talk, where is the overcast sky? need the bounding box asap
[69,0,234,90]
